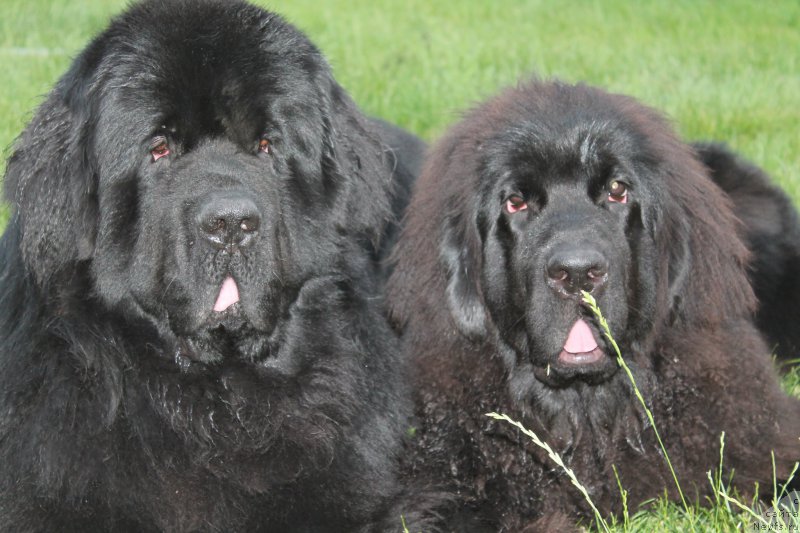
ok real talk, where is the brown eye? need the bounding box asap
[150,137,170,161]
[505,194,528,214]
[259,138,270,154]
[607,180,628,204]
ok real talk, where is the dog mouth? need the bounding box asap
[531,317,618,386]
[171,275,271,367]
[557,318,607,366]
[559,347,606,366]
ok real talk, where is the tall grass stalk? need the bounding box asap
[705,431,752,528]
[709,431,731,513]
[486,412,612,533]
[581,291,689,513]
[611,465,630,530]
[715,487,771,528]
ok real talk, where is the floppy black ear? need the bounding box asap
[3,44,101,285]
[657,148,755,325]
[662,207,693,320]
[386,123,489,339]
[440,213,488,340]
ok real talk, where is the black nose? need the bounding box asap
[545,243,608,296]
[197,193,261,251]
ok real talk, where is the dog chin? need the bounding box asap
[171,315,271,369]
[531,351,619,387]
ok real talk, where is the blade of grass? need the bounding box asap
[581,290,689,513]
[611,464,630,531]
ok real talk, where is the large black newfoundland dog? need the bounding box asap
[0,0,426,531]
[388,80,800,531]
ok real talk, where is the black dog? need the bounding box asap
[0,0,428,531]
[388,80,800,531]
[694,142,800,362]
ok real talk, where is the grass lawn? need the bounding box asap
[1,1,799,531]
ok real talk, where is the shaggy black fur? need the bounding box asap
[388,80,800,531]
[0,0,428,531]
[694,142,800,362]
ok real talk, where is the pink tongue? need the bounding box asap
[563,319,599,354]
[213,277,240,312]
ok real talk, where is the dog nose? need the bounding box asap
[197,193,261,251]
[545,244,608,296]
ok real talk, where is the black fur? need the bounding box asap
[694,141,800,362]
[0,0,428,531]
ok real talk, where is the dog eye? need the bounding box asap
[607,180,628,204]
[505,194,528,214]
[150,137,170,162]
[259,138,270,154]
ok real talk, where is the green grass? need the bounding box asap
[1,1,799,530]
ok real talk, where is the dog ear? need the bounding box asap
[3,43,101,285]
[659,205,693,322]
[440,215,488,340]
[386,129,489,340]
[659,146,755,325]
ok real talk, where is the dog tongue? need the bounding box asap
[213,277,240,312]
[563,319,599,354]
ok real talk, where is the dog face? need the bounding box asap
[432,81,750,390]
[6,0,390,366]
